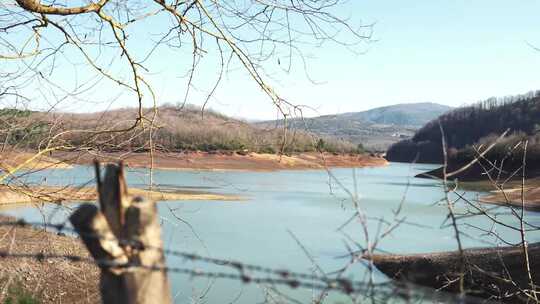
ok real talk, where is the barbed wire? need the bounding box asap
[0,250,381,295]
[0,219,388,296]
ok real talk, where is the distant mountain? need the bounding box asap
[257,103,452,151]
[339,102,452,127]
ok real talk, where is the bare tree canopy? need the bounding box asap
[2,0,372,113]
[0,0,373,165]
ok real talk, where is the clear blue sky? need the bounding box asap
[7,1,540,120]
[206,0,540,120]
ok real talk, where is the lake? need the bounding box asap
[3,162,540,303]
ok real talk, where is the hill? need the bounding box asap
[386,91,540,180]
[257,103,452,151]
[339,102,452,126]
[0,105,361,155]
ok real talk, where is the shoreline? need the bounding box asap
[0,151,72,171]
[478,184,540,211]
[414,165,540,211]
[50,150,388,172]
[0,185,242,210]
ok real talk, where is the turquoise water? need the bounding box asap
[3,163,540,303]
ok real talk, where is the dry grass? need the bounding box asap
[0,215,100,303]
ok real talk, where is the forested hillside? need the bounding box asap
[257,103,451,151]
[386,91,540,178]
[0,105,361,155]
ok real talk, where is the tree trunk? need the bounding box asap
[366,243,540,303]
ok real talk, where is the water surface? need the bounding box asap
[4,163,540,303]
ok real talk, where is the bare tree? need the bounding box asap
[0,0,375,210]
[368,127,540,303]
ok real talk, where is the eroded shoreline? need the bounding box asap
[50,150,388,171]
[416,165,540,211]
[0,185,242,211]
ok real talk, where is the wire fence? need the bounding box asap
[0,219,383,296]
[0,217,510,304]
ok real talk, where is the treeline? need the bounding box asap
[386,91,540,177]
[0,105,363,155]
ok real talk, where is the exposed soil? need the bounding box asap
[415,164,540,211]
[0,184,241,210]
[51,150,388,171]
[479,184,540,211]
[415,163,540,182]
[0,215,100,303]
[0,151,72,171]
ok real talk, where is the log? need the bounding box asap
[70,162,171,304]
[366,243,540,303]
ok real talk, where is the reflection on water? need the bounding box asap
[3,163,540,303]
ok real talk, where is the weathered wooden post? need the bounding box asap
[70,162,172,304]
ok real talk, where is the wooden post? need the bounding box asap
[70,163,172,304]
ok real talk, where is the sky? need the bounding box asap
[206,0,540,120]
[4,1,540,120]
